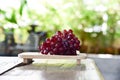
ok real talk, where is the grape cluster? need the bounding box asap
[39,29,80,55]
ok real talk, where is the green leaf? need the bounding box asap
[11,10,17,23]
[0,9,6,14]
[5,10,17,24]
[19,0,27,16]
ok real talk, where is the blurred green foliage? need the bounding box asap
[1,0,120,54]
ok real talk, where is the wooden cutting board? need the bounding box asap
[18,52,87,65]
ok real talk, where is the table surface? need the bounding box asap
[0,56,104,80]
[0,57,22,75]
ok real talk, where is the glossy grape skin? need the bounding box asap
[39,29,80,55]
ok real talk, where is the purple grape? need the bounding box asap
[39,29,80,55]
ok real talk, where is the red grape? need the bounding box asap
[39,29,80,55]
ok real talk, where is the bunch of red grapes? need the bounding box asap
[39,29,80,55]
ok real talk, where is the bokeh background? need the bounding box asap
[0,0,120,56]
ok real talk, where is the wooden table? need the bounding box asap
[0,57,104,80]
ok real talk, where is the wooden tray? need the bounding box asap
[18,52,87,65]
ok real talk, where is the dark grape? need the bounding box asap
[39,29,80,55]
